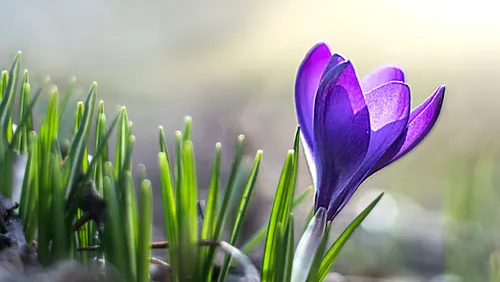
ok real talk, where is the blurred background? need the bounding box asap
[1,0,500,281]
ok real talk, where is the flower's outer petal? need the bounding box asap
[361,65,405,93]
[301,135,318,188]
[313,61,370,213]
[328,82,411,218]
[295,42,332,162]
[291,207,327,282]
[369,85,446,174]
[319,53,346,81]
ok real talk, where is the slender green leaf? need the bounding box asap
[137,179,153,282]
[316,193,384,281]
[114,106,130,179]
[216,134,245,236]
[102,163,128,277]
[261,150,295,282]
[23,132,39,242]
[158,152,179,282]
[218,150,263,282]
[200,142,222,281]
[0,52,21,144]
[64,83,97,210]
[241,186,313,254]
[178,139,199,281]
[183,115,192,142]
[283,214,295,282]
[51,151,70,260]
[9,86,42,152]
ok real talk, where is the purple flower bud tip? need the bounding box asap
[294,42,445,220]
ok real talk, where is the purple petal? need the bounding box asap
[328,82,411,218]
[361,65,405,93]
[313,61,370,213]
[369,85,446,174]
[295,42,332,160]
[319,53,346,81]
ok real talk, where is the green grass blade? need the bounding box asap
[23,132,39,243]
[200,142,222,280]
[64,83,97,208]
[158,125,171,158]
[91,101,105,183]
[0,52,21,144]
[51,151,70,260]
[37,87,60,265]
[73,101,88,172]
[102,162,128,277]
[178,139,199,281]
[217,150,263,282]
[199,135,244,280]
[158,152,179,282]
[316,193,384,281]
[9,86,42,153]
[114,106,130,179]
[16,71,30,153]
[283,214,295,282]
[241,186,313,254]
[85,112,119,185]
[137,179,153,282]
[183,116,192,142]
[45,87,60,146]
[261,150,295,282]
[215,135,245,237]
[37,127,51,265]
[0,71,7,100]
[122,170,138,282]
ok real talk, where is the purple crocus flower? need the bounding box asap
[295,42,445,220]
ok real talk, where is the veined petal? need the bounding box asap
[295,42,332,158]
[313,61,370,211]
[361,65,405,93]
[328,82,411,218]
[369,85,446,174]
[319,53,346,81]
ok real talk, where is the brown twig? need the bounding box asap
[150,257,170,268]
[78,239,220,251]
